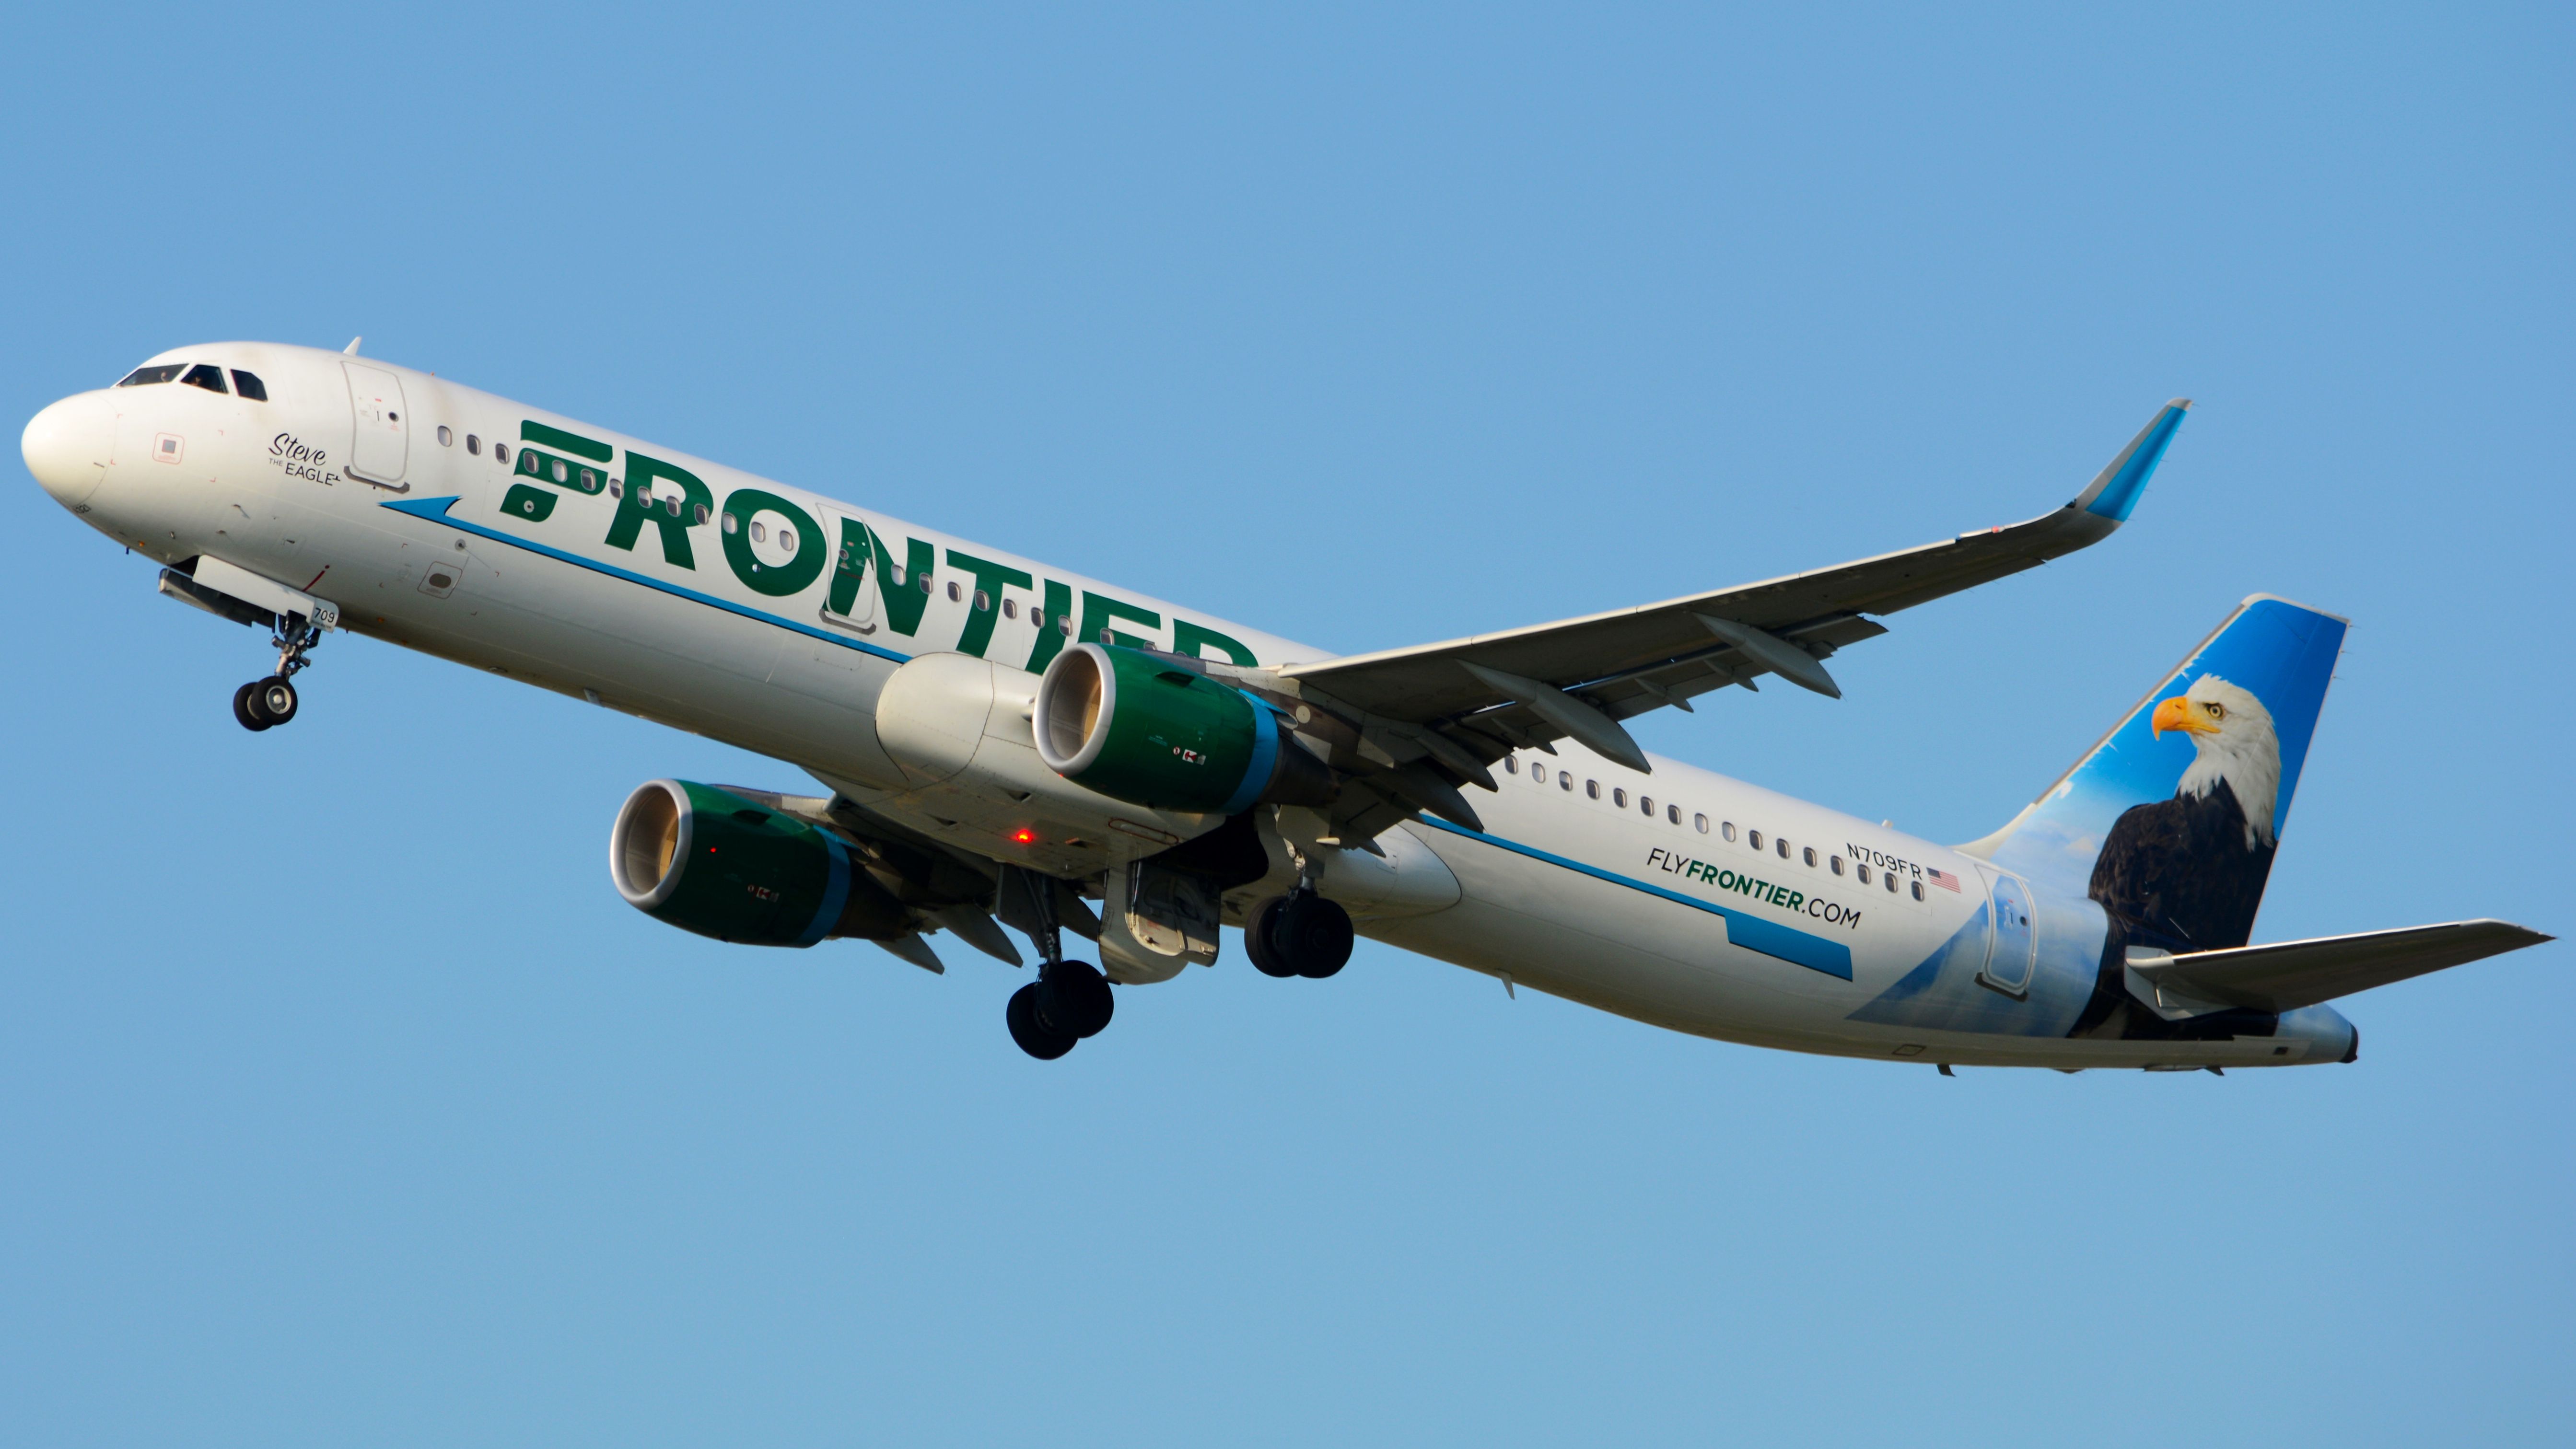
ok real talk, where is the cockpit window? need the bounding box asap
[117,364,185,387]
[231,370,268,401]
[181,364,229,394]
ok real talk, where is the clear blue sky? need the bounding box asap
[5,5,2569,1444]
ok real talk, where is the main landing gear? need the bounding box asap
[232,613,323,732]
[1000,867,1116,1061]
[1245,890,1354,979]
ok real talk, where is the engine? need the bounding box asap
[609,779,907,946]
[1033,643,1333,815]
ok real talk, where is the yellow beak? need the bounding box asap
[2152,695,2216,738]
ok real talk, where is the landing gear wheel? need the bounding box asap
[232,682,273,732]
[1036,960,1115,1039]
[1007,983,1077,1060]
[1277,893,1354,979]
[1246,896,1299,977]
[253,676,298,726]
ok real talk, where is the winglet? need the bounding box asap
[2070,398,2191,523]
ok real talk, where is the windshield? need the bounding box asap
[117,364,185,387]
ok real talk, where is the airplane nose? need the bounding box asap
[23,392,116,510]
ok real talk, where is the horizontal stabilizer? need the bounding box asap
[2128,919,2551,1013]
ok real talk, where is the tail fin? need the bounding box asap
[1969,595,2347,952]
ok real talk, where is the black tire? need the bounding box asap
[254,676,298,726]
[232,682,272,732]
[1007,983,1076,1060]
[1246,896,1299,977]
[1036,960,1115,1038]
[1279,893,1354,979]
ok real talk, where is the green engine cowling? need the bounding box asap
[609,779,903,946]
[1033,643,1333,814]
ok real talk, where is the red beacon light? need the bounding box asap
[1011,828,1036,845]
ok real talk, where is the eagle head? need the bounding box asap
[2150,673,2281,850]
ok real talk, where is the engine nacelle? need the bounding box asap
[1034,644,1334,815]
[610,779,905,946]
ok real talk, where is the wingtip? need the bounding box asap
[2072,400,2192,523]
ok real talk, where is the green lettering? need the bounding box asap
[945,548,1035,660]
[501,482,557,522]
[1173,619,1258,665]
[606,452,712,568]
[1785,891,1804,912]
[514,446,606,495]
[1080,592,1161,650]
[520,420,613,463]
[1025,580,1075,673]
[721,488,825,598]
[826,516,870,616]
[868,528,936,637]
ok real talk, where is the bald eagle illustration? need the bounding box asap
[2087,673,2283,955]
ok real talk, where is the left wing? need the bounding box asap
[1278,399,2190,779]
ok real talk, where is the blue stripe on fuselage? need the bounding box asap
[1411,817,1855,980]
[379,495,915,663]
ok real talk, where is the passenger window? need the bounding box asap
[974,589,991,612]
[1830,855,1843,875]
[1585,780,1600,800]
[1803,846,1817,867]
[1694,813,1709,833]
[1638,794,1652,815]
[117,364,185,386]
[1777,838,1791,859]
[437,425,453,446]
[919,573,935,595]
[1748,830,1763,851]
[1503,756,1517,775]
[778,527,795,551]
[1003,598,1019,620]
[1612,788,1627,808]
[1722,822,1737,842]
[229,370,267,401]
[494,443,511,465]
[1559,772,1574,792]
[749,521,767,542]
[695,504,712,527]
[947,581,963,603]
[181,364,228,394]
[1856,864,1870,885]
[1667,804,1681,824]
[1911,881,1924,901]
[664,496,681,518]
[1057,614,1072,636]
[466,433,481,455]
[552,458,570,484]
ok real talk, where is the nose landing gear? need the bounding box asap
[232,613,324,732]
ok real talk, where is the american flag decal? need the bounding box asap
[1925,867,1963,893]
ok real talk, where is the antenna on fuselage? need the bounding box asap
[342,336,362,355]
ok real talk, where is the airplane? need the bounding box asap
[23,340,2550,1067]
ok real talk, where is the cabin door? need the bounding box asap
[1977,869,2037,998]
[342,361,409,486]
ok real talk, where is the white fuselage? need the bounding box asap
[28,343,2355,1070]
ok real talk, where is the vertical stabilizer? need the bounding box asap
[1969,595,2347,954]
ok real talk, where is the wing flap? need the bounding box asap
[2130,919,2553,1013]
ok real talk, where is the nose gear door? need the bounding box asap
[1976,868,2037,998]
[342,361,409,487]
